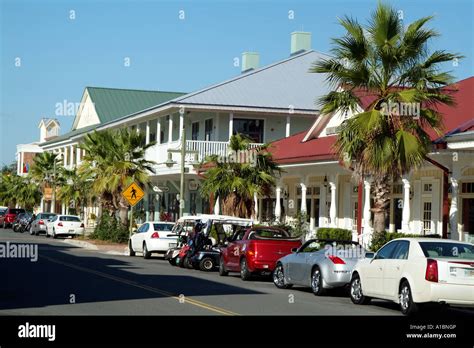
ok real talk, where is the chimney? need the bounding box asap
[290,31,311,55]
[241,52,260,73]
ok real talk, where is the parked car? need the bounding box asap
[129,221,177,259]
[273,239,373,295]
[350,238,474,315]
[0,208,26,229]
[29,213,57,235]
[45,215,84,238]
[219,226,302,280]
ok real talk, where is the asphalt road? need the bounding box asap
[0,228,472,316]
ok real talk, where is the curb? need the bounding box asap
[62,239,99,250]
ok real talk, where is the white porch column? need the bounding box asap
[40,198,45,212]
[61,203,66,215]
[450,176,459,240]
[157,118,161,144]
[253,192,259,222]
[76,145,81,165]
[285,115,291,137]
[319,184,327,227]
[363,180,371,232]
[168,115,173,143]
[146,120,150,144]
[63,147,67,166]
[300,183,307,215]
[70,145,74,167]
[179,112,184,141]
[214,196,220,215]
[17,152,21,175]
[228,113,233,140]
[329,179,337,227]
[401,177,411,232]
[275,186,282,222]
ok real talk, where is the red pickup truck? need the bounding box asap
[219,226,302,280]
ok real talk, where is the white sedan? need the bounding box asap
[46,215,85,238]
[350,238,474,315]
[129,221,177,259]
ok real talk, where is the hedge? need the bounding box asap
[369,231,441,252]
[316,228,352,241]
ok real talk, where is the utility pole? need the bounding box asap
[51,156,57,213]
[179,123,185,218]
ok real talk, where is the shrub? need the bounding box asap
[316,228,352,241]
[369,231,441,252]
[89,213,129,243]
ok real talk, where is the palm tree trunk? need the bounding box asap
[372,174,391,234]
[118,196,129,226]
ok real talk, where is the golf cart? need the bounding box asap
[164,216,200,266]
[187,215,253,271]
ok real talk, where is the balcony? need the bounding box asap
[145,140,264,173]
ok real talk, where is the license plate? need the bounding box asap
[169,243,177,248]
[69,229,75,233]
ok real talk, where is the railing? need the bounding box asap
[186,140,264,161]
[145,140,265,168]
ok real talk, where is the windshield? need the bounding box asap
[9,209,25,214]
[419,242,474,260]
[41,214,56,220]
[248,228,290,240]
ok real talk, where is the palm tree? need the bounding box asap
[0,174,41,210]
[311,2,462,233]
[57,167,93,216]
[30,151,62,191]
[200,134,281,218]
[79,128,156,226]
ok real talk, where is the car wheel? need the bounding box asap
[199,257,215,272]
[143,243,151,259]
[399,281,419,315]
[350,274,371,305]
[240,258,252,281]
[218,256,228,276]
[168,258,176,266]
[273,262,292,289]
[311,266,325,296]
[128,241,135,257]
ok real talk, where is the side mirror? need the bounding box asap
[291,247,298,253]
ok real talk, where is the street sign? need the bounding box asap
[152,185,169,193]
[122,182,145,207]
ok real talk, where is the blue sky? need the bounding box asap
[1,0,473,165]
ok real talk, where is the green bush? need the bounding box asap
[89,213,129,243]
[369,231,441,252]
[316,227,352,241]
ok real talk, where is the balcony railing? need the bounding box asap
[146,140,264,168]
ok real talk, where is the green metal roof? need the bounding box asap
[42,87,186,147]
[86,87,186,124]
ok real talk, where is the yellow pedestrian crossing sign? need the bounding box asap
[122,182,145,207]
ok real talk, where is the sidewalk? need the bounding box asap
[62,238,129,256]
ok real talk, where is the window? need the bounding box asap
[139,223,149,233]
[352,201,359,230]
[419,242,474,260]
[59,216,81,222]
[204,119,213,141]
[248,228,290,240]
[233,118,264,143]
[423,201,432,234]
[376,241,398,259]
[423,183,433,192]
[191,122,200,141]
[462,182,474,193]
[392,241,410,259]
[301,240,324,253]
[153,223,173,231]
[392,184,403,194]
[149,120,157,143]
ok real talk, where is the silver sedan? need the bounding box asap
[273,239,373,295]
